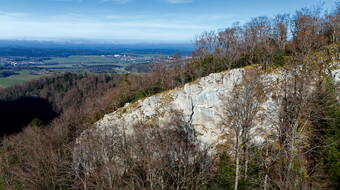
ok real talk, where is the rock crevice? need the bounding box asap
[93,64,340,149]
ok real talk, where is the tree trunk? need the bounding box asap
[234,135,241,190]
[264,173,268,190]
[263,145,269,190]
[244,140,249,180]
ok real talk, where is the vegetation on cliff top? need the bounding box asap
[0,3,339,190]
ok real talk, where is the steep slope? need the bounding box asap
[96,69,242,146]
[93,67,279,148]
[79,63,339,152]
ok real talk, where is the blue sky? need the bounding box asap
[0,0,337,43]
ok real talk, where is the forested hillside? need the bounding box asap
[0,4,339,190]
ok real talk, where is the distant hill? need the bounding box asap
[0,40,195,57]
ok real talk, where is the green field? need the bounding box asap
[0,70,46,88]
[0,54,164,88]
[0,55,126,88]
[45,55,118,64]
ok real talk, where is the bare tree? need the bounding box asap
[244,17,273,69]
[216,22,243,69]
[221,69,266,190]
[195,31,217,57]
[73,116,213,190]
[323,4,340,45]
[270,53,321,190]
[291,6,326,55]
[272,14,290,50]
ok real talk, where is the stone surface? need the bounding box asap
[331,66,340,101]
[95,68,274,148]
[91,63,339,149]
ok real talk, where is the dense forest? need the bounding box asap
[0,3,339,190]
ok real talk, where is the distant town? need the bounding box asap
[0,46,193,87]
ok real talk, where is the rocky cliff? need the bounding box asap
[93,67,280,149]
[73,63,340,173]
[91,63,340,149]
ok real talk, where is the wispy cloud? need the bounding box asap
[166,0,193,3]
[0,9,239,41]
[0,11,208,41]
[100,0,130,3]
[0,11,30,18]
[54,0,130,3]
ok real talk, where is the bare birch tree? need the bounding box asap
[221,69,266,190]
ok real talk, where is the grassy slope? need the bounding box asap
[0,70,44,88]
[45,55,118,64]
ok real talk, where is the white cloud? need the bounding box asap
[100,0,130,3]
[0,11,30,18]
[166,0,193,3]
[0,12,204,41]
[54,0,130,3]
[0,10,240,41]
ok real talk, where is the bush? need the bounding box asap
[74,118,213,190]
[207,153,234,190]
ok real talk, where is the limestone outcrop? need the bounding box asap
[94,68,277,148]
[92,63,340,149]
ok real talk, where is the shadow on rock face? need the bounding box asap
[0,97,58,137]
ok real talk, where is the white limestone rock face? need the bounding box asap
[73,62,340,174]
[88,63,340,150]
[331,67,340,101]
[96,69,245,148]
